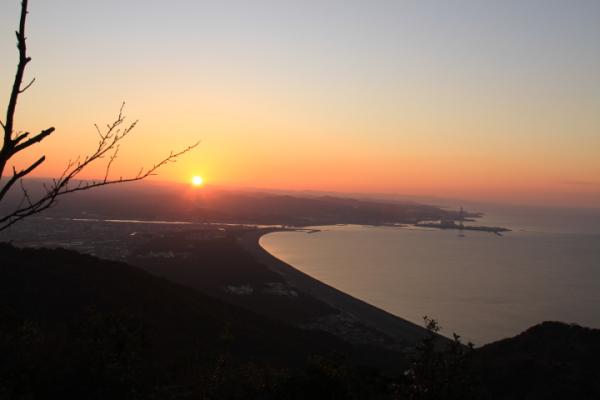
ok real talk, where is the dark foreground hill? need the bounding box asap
[0,244,401,399]
[128,230,433,351]
[2,244,600,399]
[474,322,600,399]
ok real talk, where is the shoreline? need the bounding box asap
[237,228,438,348]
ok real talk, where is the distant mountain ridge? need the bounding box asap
[1,180,471,226]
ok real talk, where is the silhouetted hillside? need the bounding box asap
[0,244,401,399]
[473,322,600,399]
[3,243,600,399]
[1,180,465,226]
[129,236,339,325]
[127,232,431,351]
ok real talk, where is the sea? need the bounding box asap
[260,204,600,345]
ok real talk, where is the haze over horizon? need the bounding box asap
[1,0,599,208]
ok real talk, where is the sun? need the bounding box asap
[191,175,204,186]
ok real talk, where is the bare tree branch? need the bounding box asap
[19,77,36,93]
[0,105,200,231]
[19,179,34,207]
[13,131,29,144]
[12,127,55,153]
[0,0,200,231]
[0,155,45,199]
[0,0,49,183]
[3,0,32,153]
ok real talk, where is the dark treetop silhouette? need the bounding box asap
[0,0,199,231]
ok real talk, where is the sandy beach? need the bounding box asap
[238,228,436,348]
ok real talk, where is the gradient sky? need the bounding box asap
[1,0,599,207]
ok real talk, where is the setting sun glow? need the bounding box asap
[192,176,204,186]
[1,1,598,208]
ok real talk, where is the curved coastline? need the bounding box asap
[237,228,437,347]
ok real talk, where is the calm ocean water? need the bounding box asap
[260,206,600,345]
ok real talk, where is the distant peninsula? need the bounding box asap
[2,180,495,230]
[416,222,511,235]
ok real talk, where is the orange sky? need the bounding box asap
[1,1,599,208]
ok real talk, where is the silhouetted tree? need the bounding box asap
[0,0,199,231]
[400,316,477,400]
